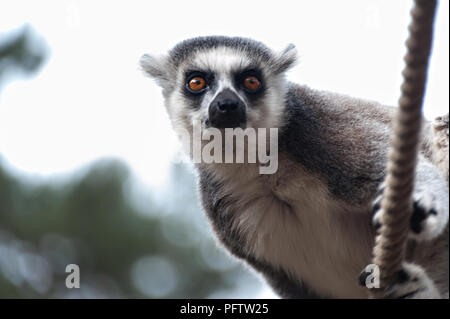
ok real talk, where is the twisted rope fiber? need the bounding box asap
[369,0,437,298]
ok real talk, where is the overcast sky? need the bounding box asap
[0,0,448,189]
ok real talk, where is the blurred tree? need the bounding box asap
[0,158,262,298]
[0,24,47,88]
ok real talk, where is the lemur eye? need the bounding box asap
[187,76,206,92]
[243,76,261,92]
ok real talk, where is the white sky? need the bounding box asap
[0,0,448,189]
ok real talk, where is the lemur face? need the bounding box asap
[180,47,265,130]
[141,37,297,136]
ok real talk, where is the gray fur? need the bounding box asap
[140,36,449,298]
[281,83,393,204]
[168,36,272,68]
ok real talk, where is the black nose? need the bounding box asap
[208,89,246,128]
[217,99,238,112]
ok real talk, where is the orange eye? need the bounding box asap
[243,76,261,91]
[188,77,206,92]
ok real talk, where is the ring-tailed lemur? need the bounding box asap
[140,36,449,299]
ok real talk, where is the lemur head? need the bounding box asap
[140,36,297,135]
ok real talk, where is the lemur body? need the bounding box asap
[141,36,449,298]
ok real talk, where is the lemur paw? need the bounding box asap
[372,187,447,242]
[385,263,441,299]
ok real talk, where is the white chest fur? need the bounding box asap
[206,154,374,298]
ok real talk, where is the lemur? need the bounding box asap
[140,36,449,298]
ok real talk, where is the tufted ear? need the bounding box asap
[271,44,298,74]
[139,53,171,88]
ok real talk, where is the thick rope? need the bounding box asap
[369,0,437,298]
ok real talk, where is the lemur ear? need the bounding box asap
[140,54,170,88]
[271,44,298,74]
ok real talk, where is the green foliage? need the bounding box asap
[0,158,261,298]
